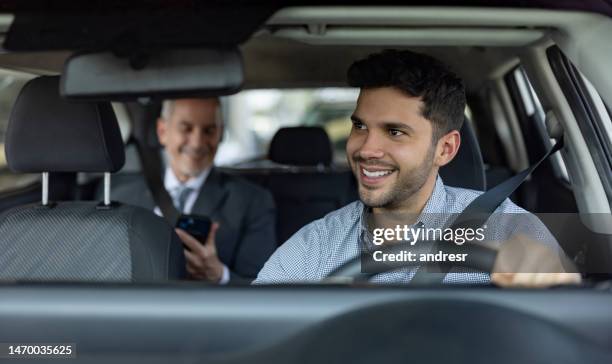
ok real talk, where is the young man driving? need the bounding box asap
[255,50,580,287]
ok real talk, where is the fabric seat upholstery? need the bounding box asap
[0,76,185,282]
[224,126,358,244]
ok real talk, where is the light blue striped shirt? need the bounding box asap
[254,176,558,284]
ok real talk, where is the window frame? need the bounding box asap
[507,66,570,184]
[547,46,612,202]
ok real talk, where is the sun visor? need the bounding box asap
[3,4,278,51]
[60,47,244,101]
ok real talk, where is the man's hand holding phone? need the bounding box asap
[175,222,224,283]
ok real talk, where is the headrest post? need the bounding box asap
[104,172,111,206]
[41,172,49,206]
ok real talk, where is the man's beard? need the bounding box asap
[353,145,436,210]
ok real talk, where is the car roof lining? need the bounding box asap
[258,6,612,105]
[0,43,517,94]
[240,37,521,93]
[268,28,546,47]
[266,6,603,27]
[0,6,609,101]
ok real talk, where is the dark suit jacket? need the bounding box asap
[110,168,277,282]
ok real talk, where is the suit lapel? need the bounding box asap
[191,168,228,217]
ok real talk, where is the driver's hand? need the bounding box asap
[176,223,224,283]
[490,234,581,288]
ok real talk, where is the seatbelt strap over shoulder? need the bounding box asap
[133,138,181,226]
[456,137,564,222]
[409,137,565,284]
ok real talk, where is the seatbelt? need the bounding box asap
[409,137,565,284]
[132,137,181,226]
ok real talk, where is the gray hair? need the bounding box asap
[160,98,224,126]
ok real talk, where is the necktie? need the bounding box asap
[173,185,193,212]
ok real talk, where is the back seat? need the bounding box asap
[221,127,358,244]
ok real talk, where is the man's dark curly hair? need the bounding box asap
[347,49,466,140]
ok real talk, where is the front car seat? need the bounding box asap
[0,76,185,282]
[439,118,486,191]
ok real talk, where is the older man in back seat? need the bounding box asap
[116,98,277,283]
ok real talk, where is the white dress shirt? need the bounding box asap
[155,167,230,284]
[255,176,559,284]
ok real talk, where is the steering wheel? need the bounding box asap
[325,240,499,284]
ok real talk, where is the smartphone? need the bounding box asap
[176,214,212,243]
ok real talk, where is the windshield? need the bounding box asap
[0,5,610,290]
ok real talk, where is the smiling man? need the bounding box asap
[348,86,441,215]
[114,98,277,283]
[255,50,580,287]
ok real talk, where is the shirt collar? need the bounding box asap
[359,175,451,250]
[421,175,446,213]
[164,166,211,193]
[417,175,451,229]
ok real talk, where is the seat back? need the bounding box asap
[269,126,333,167]
[228,168,358,244]
[440,118,486,191]
[0,76,184,282]
[223,126,358,244]
[0,202,184,281]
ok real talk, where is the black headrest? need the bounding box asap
[439,118,486,191]
[5,76,125,173]
[269,127,333,166]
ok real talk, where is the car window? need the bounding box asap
[215,88,358,166]
[0,69,38,194]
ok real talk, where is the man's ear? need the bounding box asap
[156,117,168,147]
[434,129,461,167]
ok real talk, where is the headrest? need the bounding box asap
[439,118,486,191]
[5,76,125,173]
[269,126,333,166]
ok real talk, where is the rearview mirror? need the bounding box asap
[60,47,243,100]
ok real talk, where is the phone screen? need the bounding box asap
[176,214,212,243]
